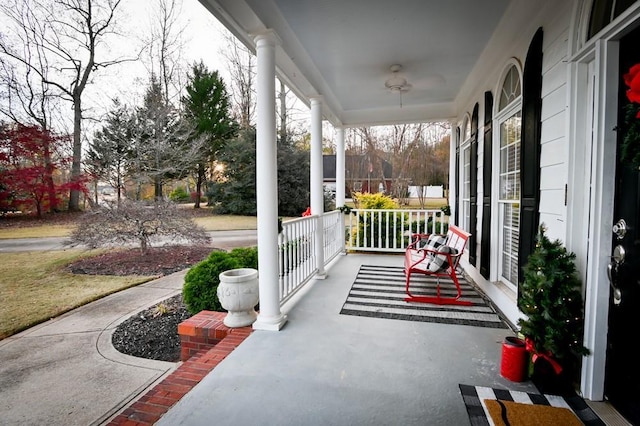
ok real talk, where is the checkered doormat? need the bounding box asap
[459,384,605,425]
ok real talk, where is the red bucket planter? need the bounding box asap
[500,336,528,382]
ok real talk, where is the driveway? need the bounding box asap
[0,229,258,252]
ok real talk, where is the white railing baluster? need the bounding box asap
[277,208,446,305]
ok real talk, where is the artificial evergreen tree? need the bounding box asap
[517,224,590,392]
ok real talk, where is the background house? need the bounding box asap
[323,154,393,197]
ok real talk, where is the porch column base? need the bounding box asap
[253,313,288,331]
[315,271,328,280]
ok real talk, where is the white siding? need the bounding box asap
[538,12,571,242]
[539,163,565,190]
[540,136,565,168]
[453,0,573,330]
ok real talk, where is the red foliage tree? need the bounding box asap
[0,124,87,217]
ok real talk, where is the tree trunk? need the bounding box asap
[43,140,58,213]
[279,79,287,141]
[68,94,83,211]
[116,173,122,206]
[195,163,205,209]
[155,177,163,200]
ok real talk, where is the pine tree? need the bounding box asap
[87,99,134,204]
[517,224,590,365]
[182,61,237,208]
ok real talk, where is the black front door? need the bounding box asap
[605,25,640,425]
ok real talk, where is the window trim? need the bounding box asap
[459,113,472,233]
[491,60,523,288]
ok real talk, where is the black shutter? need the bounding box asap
[518,27,543,295]
[480,91,493,279]
[455,126,460,225]
[469,104,479,265]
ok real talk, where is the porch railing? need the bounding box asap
[322,210,344,265]
[345,209,448,253]
[277,208,446,304]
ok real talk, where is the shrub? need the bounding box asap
[408,217,448,235]
[169,187,190,203]
[353,192,399,210]
[228,246,259,270]
[183,246,258,314]
[351,192,403,248]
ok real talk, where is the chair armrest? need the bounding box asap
[407,233,430,249]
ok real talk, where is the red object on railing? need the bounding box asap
[501,336,528,382]
[302,207,311,217]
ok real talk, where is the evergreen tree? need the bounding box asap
[131,75,193,200]
[277,135,310,216]
[86,99,134,204]
[518,224,590,365]
[182,61,237,208]
[207,127,257,215]
[207,128,310,216]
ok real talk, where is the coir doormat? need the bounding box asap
[459,384,605,425]
[339,264,508,329]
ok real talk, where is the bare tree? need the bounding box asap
[144,0,187,105]
[0,0,132,211]
[65,199,211,254]
[405,123,450,207]
[279,79,287,141]
[220,32,255,128]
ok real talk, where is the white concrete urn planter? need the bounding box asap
[217,268,259,328]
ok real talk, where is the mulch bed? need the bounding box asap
[65,244,218,362]
[111,294,191,362]
[66,245,217,276]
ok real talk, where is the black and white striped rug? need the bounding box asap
[339,264,508,329]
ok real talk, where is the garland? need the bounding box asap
[621,63,640,169]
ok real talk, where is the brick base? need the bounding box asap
[178,311,241,361]
[107,311,252,426]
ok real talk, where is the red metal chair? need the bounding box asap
[404,224,472,305]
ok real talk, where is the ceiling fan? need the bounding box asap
[385,64,412,107]
[385,64,412,92]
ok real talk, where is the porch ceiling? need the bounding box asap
[198,0,510,127]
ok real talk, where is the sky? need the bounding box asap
[84,0,313,135]
[85,0,231,115]
[0,0,314,141]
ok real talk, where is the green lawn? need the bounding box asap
[0,212,258,339]
[0,250,156,339]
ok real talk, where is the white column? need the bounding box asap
[335,127,346,254]
[310,96,326,278]
[449,119,457,224]
[253,31,286,331]
[335,127,345,208]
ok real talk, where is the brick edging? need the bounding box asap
[106,311,252,425]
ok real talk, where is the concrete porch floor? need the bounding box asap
[156,252,538,425]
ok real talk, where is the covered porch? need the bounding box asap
[156,252,538,425]
[157,0,640,423]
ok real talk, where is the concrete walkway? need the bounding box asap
[0,270,187,426]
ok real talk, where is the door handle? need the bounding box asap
[607,262,622,305]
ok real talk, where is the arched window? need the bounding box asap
[495,63,522,288]
[460,115,472,232]
[588,0,636,39]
